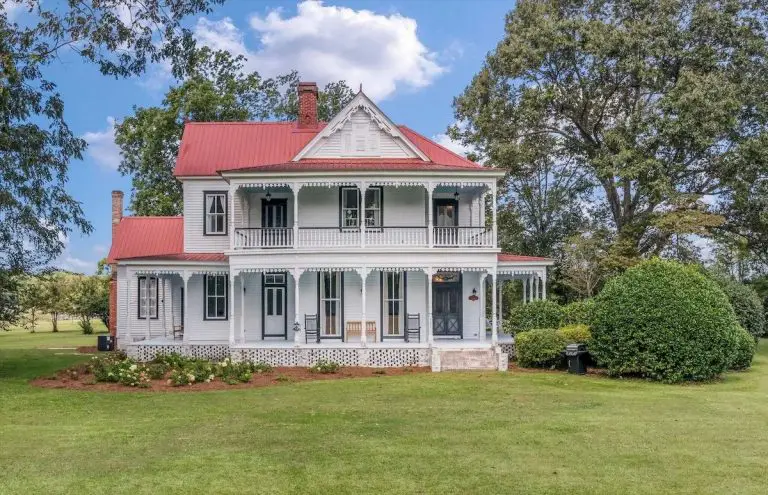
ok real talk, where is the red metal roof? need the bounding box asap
[498,253,553,262]
[107,217,226,263]
[174,121,485,176]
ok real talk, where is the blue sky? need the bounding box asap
[12,0,515,273]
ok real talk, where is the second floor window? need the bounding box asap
[204,192,227,235]
[339,187,383,228]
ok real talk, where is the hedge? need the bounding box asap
[505,300,563,333]
[515,328,567,368]
[557,324,592,344]
[562,299,596,326]
[729,325,757,371]
[711,274,766,339]
[590,259,741,383]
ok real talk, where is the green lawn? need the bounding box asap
[0,319,107,349]
[0,339,766,494]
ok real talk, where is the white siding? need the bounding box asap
[297,187,338,227]
[183,179,230,252]
[461,271,483,339]
[305,110,417,159]
[183,274,229,342]
[116,271,182,344]
[239,271,295,342]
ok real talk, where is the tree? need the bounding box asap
[0,270,21,331]
[1,0,224,271]
[18,276,46,332]
[452,0,768,264]
[68,275,108,334]
[115,49,355,215]
[40,272,75,333]
[561,232,607,299]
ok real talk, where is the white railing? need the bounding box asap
[365,227,428,247]
[234,228,293,248]
[433,226,494,247]
[297,228,360,248]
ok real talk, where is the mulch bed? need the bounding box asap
[76,346,98,354]
[31,364,431,393]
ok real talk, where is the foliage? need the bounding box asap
[115,48,355,215]
[561,233,607,298]
[515,328,567,368]
[562,299,596,326]
[557,324,592,345]
[1,0,223,271]
[591,259,741,383]
[0,270,21,331]
[214,357,259,385]
[710,274,766,339]
[505,300,563,334]
[78,320,94,335]
[67,275,109,333]
[451,0,768,265]
[39,272,74,332]
[17,276,46,332]
[89,353,149,388]
[728,326,756,371]
[146,363,169,380]
[309,359,341,374]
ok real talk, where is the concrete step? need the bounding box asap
[436,349,500,371]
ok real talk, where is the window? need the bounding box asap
[339,187,383,228]
[383,272,405,336]
[137,276,158,319]
[320,271,342,336]
[204,274,228,320]
[204,192,227,235]
[264,273,285,285]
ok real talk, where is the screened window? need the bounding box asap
[138,276,158,319]
[383,272,404,336]
[340,187,382,228]
[341,187,359,228]
[204,192,227,235]
[204,274,228,320]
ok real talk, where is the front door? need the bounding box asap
[262,273,287,338]
[261,199,288,246]
[432,272,462,337]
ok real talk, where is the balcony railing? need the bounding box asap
[433,226,494,247]
[233,226,494,249]
[234,228,293,248]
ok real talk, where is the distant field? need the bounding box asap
[0,320,108,349]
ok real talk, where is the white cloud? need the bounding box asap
[3,0,24,21]
[92,244,108,256]
[59,255,97,274]
[193,0,446,100]
[82,117,121,170]
[432,131,472,157]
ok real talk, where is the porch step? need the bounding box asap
[434,349,501,371]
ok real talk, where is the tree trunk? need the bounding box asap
[51,312,58,332]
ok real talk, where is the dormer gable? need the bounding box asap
[293,91,429,161]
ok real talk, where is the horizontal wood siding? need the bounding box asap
[183,179,230,252]
[184,275,228,342]
[306,110,416,159]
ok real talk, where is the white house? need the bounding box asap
[107,82,553,371]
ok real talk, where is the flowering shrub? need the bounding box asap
[89,354,150,387]
[214,358,260,384]
[309,359,341,374]
[146,363,169,380]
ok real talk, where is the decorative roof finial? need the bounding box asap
[359,83,363,93]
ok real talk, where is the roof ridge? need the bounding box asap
[184,121,328,126]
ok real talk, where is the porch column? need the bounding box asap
[229,271,236,344]
[182,272,190,343]
[491,270,498,344]
[292,183,301,248]
[145,274,151,340]
[497,277,503,332]
[541,271,547,300]
[427,183,434,248]
[491,181,498,248]
[124,271,132,343]
[522,277,527,303]
[240,273,246,343]
[360,268,368,345]
[360,182,367,248]
[479,272,488,340]
[426,267,434,343]
[293,268,302,344]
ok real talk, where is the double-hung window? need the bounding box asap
[383,271,405,336]
[339,187,382,228]
[204,191,227,235]
[204,274,228,320]
[138,276,158,319]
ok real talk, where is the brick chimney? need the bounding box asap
[111,190,124,241]
[297,82,318,129]
[109,190,123,340]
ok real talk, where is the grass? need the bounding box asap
[0,336,767,494]
[0,319,107,349]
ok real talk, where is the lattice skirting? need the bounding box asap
[128,344,230,362]
[497,342,515,358]
[232,347,431,367]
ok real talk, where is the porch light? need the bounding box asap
[265,190,272,202]
[453,190,460,200]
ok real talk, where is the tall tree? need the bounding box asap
[452,0,768,263]
[1,0,225,271]
[115,49,355,215]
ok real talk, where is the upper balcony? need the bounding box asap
[227,179,498,251]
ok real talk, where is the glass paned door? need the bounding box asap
[433,199,459,245]
[432,272,462,337]
[263,280,286,338]
[262,199,288,247]
[320,272,342,337]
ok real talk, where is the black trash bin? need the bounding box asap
[565,343,588,374]
[97,335,113,352]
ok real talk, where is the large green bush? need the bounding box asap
[562,299,596,326]
[590,259,740,383]
[711,275,766,339]
[505,300,564,333]
[729,326,756,370]
[515,328,567,368]
[557,324,592,344]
